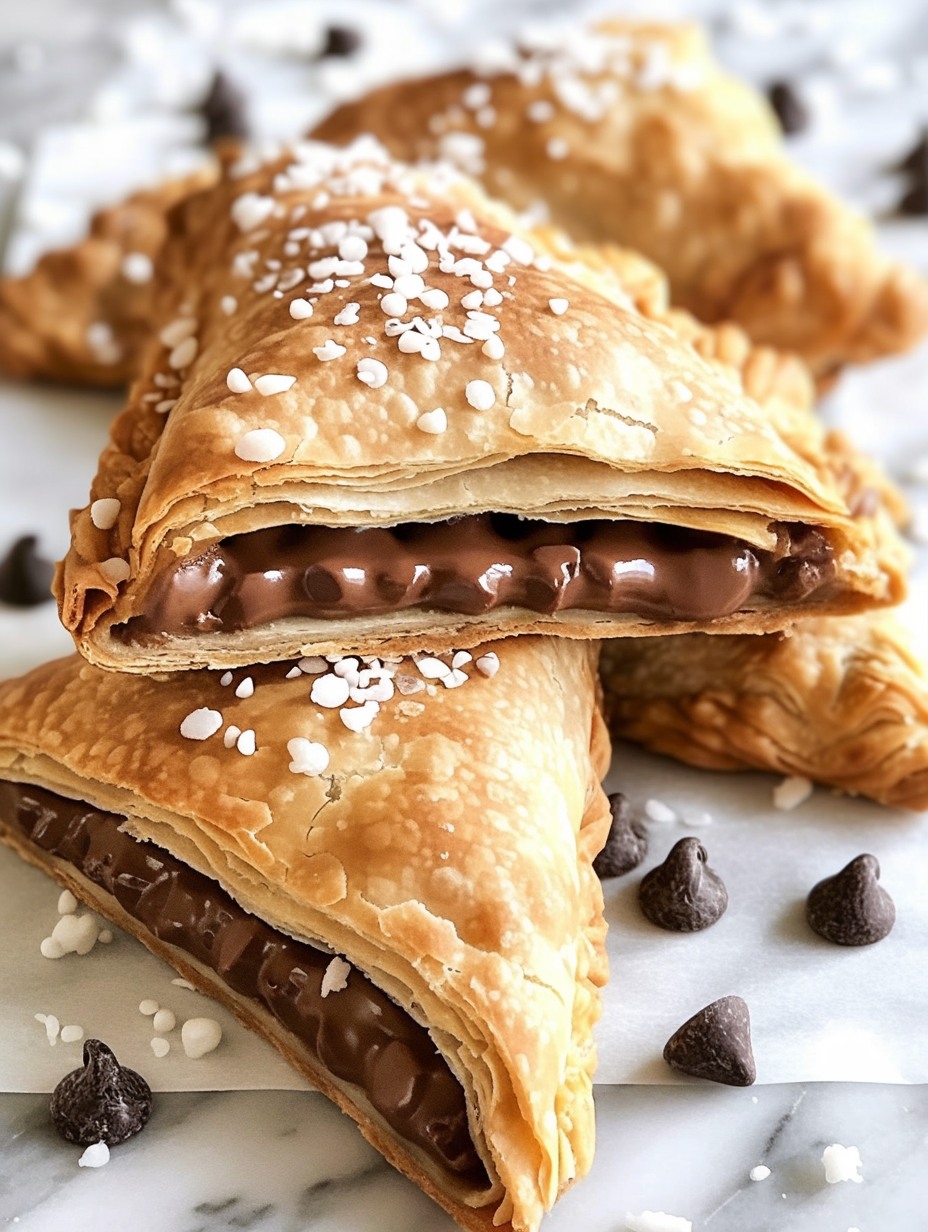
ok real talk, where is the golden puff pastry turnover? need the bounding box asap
[0,166,217,387]
[57,137,904,673]
[0,636,612,1232]
[312,19,928,382]
[601,611,928,811]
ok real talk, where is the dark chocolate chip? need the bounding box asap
[0,535,54,606]
[50,1039,153,1146]
[593,792,648,879]
[896,174,928,217]
[892,130,928,175]
[768,81,809,135]
[806,853,895,946]
[663,995,756,1086]
[199,71,249,144]
[321,25,361,58]
[638,837,728,932]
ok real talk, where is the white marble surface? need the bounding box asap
[1,1,928,1228]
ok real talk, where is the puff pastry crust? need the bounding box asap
[55,139,903,672]
[0,635,611,1232]
[0,167,216,387]
[312,19,928,380]
[601,612,928,810]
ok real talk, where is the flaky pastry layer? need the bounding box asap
[0,636,611,1232]
[601,612,928,810]
[312,19,928,380]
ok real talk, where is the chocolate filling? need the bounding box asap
[0,780,488,1188]
[124,514,835,639]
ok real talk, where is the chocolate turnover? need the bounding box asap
[663,995,756,1087]
[0,535,54,606]
[123,515,836,642]
[0,781,487,1188]
[593,793,647,879]
[806,854,895,946]
[50,1039,152,1146]
[638,837,728,932]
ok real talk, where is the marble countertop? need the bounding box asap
[1,1,927,1229]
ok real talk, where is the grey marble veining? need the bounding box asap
[3,1084,926,1231]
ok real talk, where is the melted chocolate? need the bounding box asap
[0,781,487,1188]
[125,514,834,640]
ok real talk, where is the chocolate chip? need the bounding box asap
[50,1039,153,1146]
[199,71,249,144]
[593,792,648,879]
[638,837,728,931]
[768,81,809,135]
[320,25,361,58]
[806,854,895,946]
[893,130,928,175]
[0,535,54,606]
[896,174,928,217]
[663,995,756,1086]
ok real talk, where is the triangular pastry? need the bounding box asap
[0,636,610,1232]
[55,138,903,673]
[601,611,928,810]
[312,19,928,381]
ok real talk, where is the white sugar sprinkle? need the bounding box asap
[58,890,78,915]
[153,1009,176,1034]
[121,251,153,284]
[159,317,196,348]
[356,358,388,388]
[683,810,713,829]
[60,1025,84,1044]
[750,1165,771,1182]
[168,336,198,370]
[298,656,329,675]
[417,656,450,679]
[822,1144,863,1184]
[139,999,159,1016]
[321,956,351,997]
[99,557,130,584]
[340,701,379,731]
[527,99,556,122]
[547,137,569,160]
[334,303,361,326]
[481,335,505,360]
[220,671,233,687]
[417,407,447,434]
[644,798,677,823]
[380,292,408,317]
[35,1013,60,1044]
[235,428,286,462]
[285,666,302,679]
[39,938,65,959]
[452,651,473,669]
[223,725,241,749]
[180,708,222,741]
[624,1213,692,1232]
[465,379,495,411]
[312,340,347,362]
[154,399,177,415]
[289,298,314,320]
[171,978,196,991]
[220,295,238,316]
[254,373,297,395]
[548,297,569,315]
[150,1038,170,1058]
[475,652,500,677]
[236,729,257,756]
[181,1017,222,1059]
[311,675,351,708]
[420,288,449,310]
[227,367,253,393]
[235,677,255,699]
[98,930,113,944]
[231,192,276,231]
[90,498,120,531]
[78,1142,110,1169]
[773,776,814,811]
[287,737,330,776]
